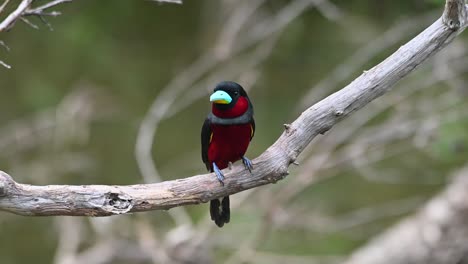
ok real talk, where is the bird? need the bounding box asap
[201,81,255,227]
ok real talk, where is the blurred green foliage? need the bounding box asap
[0,1,467,263]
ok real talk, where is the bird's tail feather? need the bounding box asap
[210,196,230,227]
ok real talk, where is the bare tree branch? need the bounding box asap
[0,0,180,33]
[0,0,71,32]
[150,0,182,4]
[134,0,315,228]
[343,166,468,264]
[0,0,466,217]
[0,0,33,32]
[299,11,437,109]
[0,0,11,14]
[0,59,10,68]
[0,0,71,68]
[0,0,182,68]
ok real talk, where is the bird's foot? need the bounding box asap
[212,162,225,186]
[241,156,253,173]
[228,161,233,170]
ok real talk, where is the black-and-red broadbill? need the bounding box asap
[201,81,255,227]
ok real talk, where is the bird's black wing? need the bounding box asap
[201,117,212,171]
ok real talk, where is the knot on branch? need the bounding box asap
[0,171,18,197]
[102,192,133,214]
[334,109,344,117]
[443,0,467,30]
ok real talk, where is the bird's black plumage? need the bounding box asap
[201,81,255,227]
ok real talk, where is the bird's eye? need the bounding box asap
[234,91,239,95]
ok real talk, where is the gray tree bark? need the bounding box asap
[0,0,466,218]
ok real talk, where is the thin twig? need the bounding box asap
[299,11,437,109]
[0,40,9,51]
[0,0,33,32]
[149,0,182,4]
[0,59,11,69]
[20,16,39,29]
[24,0,72,16]
[0,0,10,14]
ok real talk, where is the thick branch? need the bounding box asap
[0,1,467,217]
[343,167,468,264]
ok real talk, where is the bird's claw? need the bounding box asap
[212,162,225,186]
[241,156,253,173]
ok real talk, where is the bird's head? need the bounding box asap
[210,81,251,118]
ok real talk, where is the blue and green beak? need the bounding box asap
[210,90,232,104]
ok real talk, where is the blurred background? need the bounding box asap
[1,0,468,263]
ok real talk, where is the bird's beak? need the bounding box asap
[210,90,232,104]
